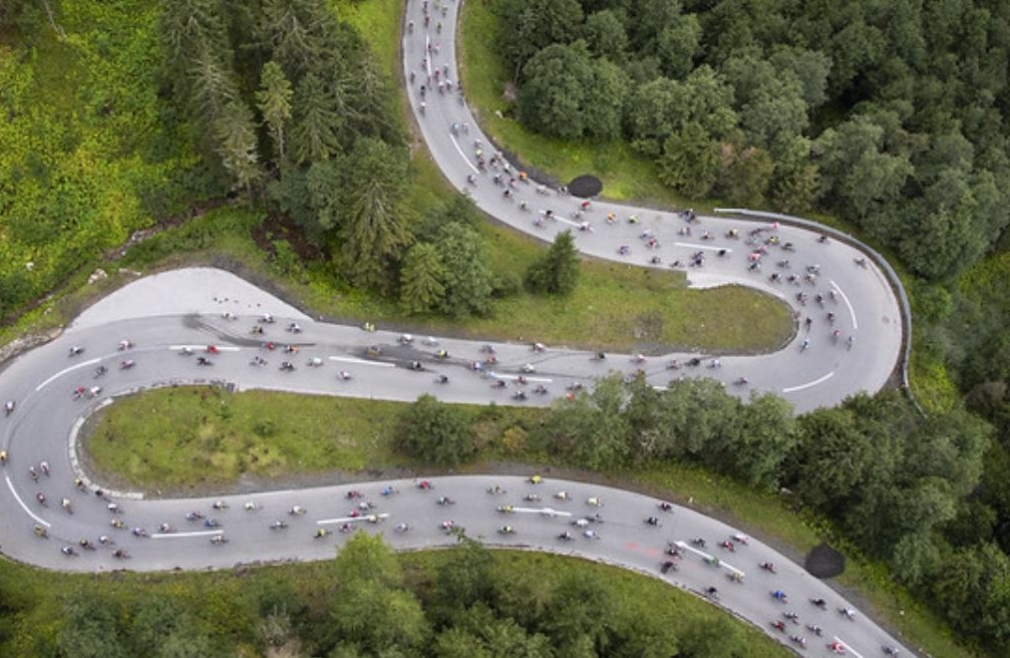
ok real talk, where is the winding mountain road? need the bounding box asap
[405,0,903,414]
[0,267,909,655]
[0,1,915,656]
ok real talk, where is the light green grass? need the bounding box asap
[86,384,973,658]
[86,387,399,492]
[85,385,540,493]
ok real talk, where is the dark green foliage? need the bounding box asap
[335,137,413,290]
[494,0,585,80]
[431,538,496,622]
[929,542,1010,648]
[657,123,719,198]
[435,222,494,317]
[534,373,801,488]
[317,533,430,655]
[400,243,447,314]
[580,10,628,62]
[157,0,409,288]
[56,592,129,658]
[496,0,1010,279]
[518,41,628,140]
[394,394,476,466]
[524,230,580,295]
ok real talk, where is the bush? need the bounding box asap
[394,395,476,466]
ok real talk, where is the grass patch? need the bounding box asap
[86,386,973,658]
[339,0,402,80]
[85,386,540,493]
[86,386,403,492]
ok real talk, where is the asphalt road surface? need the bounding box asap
[0,270,910,657]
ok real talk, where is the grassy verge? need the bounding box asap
[85,385,973,658]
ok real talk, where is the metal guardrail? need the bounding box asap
[713,208,924,416]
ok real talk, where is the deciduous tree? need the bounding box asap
[394,394,476,466]
[436,222,493,317]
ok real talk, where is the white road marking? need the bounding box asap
[328,356,396,368]
[317,513,390,525]
[781,371,835,393]
[674,242,730,252]
[35,358,100,391]
[153,530,223,539]
[449,134,479,174]
[505,506,571,517]
[170,345,240,352]
[832,638,861,657]
[490,373,552,383]
[674,540,741,573]
[5,475,49,527]
[829,280,858,330]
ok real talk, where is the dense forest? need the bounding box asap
[498,0,1010,281]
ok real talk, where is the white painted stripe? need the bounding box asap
[491,374,552,383]
[832,638,861,658]
[152,529,223,539]
[317,513,390,525]
[674,242,729,252]
[507,506,571,517]
[35,358,100,391]
[449,134,479,174]
[327,356,396,367]
[170,345,240,352]
[829,280,858,330]
[781,371,835,393]
[674,540,741,573]
[5,474,49,527]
